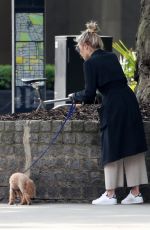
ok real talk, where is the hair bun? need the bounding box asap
[86,21,100,33]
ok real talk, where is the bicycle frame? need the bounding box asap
[21,78,71,111]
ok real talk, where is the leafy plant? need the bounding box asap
[45,64,55,90]
[0,65,11,89]
[113,40,137,91]
[0,64,55,90]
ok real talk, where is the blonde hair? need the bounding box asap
[75,21,104,49]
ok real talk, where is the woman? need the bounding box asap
[69,21,148,205]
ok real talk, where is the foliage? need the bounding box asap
[45,64,55,90]
[0,64,55,90]
[113,40,137,91]
[0,65,11,89]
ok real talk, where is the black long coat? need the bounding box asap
[73,49,147,166]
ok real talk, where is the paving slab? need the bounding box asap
[0,203,150,230]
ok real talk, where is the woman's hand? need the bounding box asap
[75,104,82,108]
[68,93,75,101]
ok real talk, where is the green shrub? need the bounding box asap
[0,65,11,89]
[0,64,55,90]
[45,64,55,90]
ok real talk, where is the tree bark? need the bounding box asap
[136,0,150,104]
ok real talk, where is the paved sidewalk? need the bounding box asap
[0,203,150,230]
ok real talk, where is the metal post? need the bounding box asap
[11,0,15,113]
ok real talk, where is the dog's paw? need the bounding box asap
[27,201,32,205]
[8,202,14,205]
[21,201,32,205]
[20,202,27,205]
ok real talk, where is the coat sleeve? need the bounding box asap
[73,60,96,103]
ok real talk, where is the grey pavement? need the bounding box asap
[0,203,150,230]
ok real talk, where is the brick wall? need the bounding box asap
[0,120,150,203]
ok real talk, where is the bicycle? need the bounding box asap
[21,78,71,111]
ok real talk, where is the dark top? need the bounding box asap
[73,49,127,103]
[73,49,147,166]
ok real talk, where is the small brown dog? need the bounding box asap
[8,172,36,205]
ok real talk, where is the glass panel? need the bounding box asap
[16,13,43,41]
[13,2,45,113]
[16,42,44,86]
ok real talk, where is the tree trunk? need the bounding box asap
[136,0,150,105]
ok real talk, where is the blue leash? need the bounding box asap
[23,103,76,173]
[0,104,76,202]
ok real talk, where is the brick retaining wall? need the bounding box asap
[0,120,150,203]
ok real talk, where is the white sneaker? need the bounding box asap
[92,192,117,205]
[121,191,144,204]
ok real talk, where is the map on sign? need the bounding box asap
[16,42,44,86]
[16,13,43,41]
[15,13,44,86]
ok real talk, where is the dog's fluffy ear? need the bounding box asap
[25,180,36,198]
